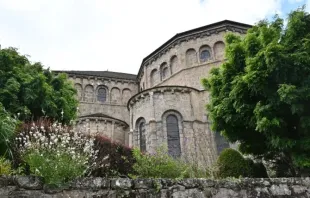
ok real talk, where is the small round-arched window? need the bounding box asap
[97,88,107,103]
[200,50,211,62]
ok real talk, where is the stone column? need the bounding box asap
[128,129,133,147]
[148,120,157,154]
[149,92,155,120]
[111,121,115,141]
[144,65,148,89]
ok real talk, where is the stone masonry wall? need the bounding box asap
[1,176,310,198]
[129,87,218,167]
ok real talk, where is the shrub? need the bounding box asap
[90,135,135,177]
[24,149,87,185]
[0,103,17,159]
[131,146,208,179]
[15,119,97,185]
[0,156,12,175]
[216,148,251,178]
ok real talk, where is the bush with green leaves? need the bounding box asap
[0,103,17,159]
[0,156,13,175]
[216,148,251,178]
[24,149,87,185]
[131,146,207,179]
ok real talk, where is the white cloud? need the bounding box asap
[0,0,285,74]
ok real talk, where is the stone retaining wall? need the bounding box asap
[1,176,310,197]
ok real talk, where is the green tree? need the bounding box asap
[202,7,310,176]
[0,47,78,124]
[0,103,17,158]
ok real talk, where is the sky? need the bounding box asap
[0,0,309,75]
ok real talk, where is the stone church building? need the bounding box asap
[58,20,251,167]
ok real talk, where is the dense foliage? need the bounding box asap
[216,148,268,178]
[131,146,207,179]
[216,148,251,178]
[0,103,17,158]
[0,47,78,124]
[203,8,310,175]
[0,156,13,175]
[91,135,135,177]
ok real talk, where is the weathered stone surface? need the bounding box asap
[68,22,240,169]
[2,176,310,197]
[111,178,132,190]
[71,177,110,190]
[14,175,43,190]
[133,179,154,189]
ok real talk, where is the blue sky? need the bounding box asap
[0,0,308,74]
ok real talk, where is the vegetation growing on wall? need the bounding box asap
[202,7,310,176]
[131,146,208,179]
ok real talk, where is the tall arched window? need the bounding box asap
[139,121,146,152]
[136,118,146,152]
[97,87,107,103]
[166,115,181,157]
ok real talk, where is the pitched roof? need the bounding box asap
[54,70,137,81]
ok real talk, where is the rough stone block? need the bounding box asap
[14,176,43,190]
[133,179,154,189]
[111,178,133,190]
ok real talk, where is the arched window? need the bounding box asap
[166,115,181,157]
[200,50,211,62]
[199,45,212,63]
[97,87,107,103]
[136,118,146,152]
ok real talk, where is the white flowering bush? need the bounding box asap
[15,119,98,185]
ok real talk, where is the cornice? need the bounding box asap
[127,86,200,110]
[68,74,138,85]
[77,116,129,128]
